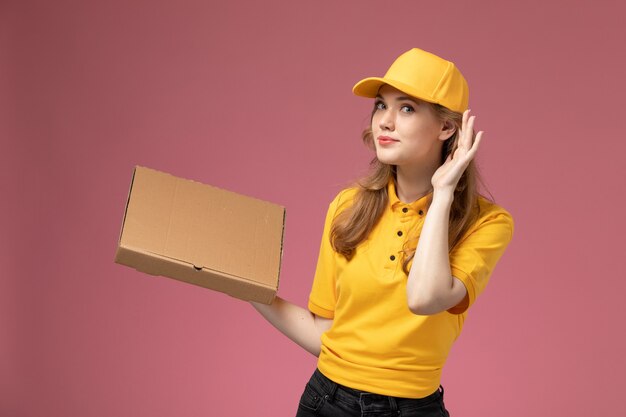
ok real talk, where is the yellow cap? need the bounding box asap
[352,48,469,113]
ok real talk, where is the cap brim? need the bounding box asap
[352,77,438,106]
[352,77,387,97]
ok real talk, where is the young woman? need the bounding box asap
[251,48,514,417]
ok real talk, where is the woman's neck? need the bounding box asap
[395,164,436,203]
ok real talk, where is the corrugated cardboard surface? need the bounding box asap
[115,166,285,304]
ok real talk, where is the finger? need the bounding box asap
[469,115,476,134]
[460,110,469,138]
[465,116,476,148]
[467,116,476,149]
[467,131,483,158]
[459,115,475,151]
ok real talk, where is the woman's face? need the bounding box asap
[371,84,451,169]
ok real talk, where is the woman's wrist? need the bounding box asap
[432,188,455,204]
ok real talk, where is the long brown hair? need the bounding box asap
[330,103,491,273]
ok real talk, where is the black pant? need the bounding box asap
[296,369,450,417]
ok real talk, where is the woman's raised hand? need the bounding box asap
[430,109,483,194]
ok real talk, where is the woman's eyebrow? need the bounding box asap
[396,96,420,105]
[375,94,420,105]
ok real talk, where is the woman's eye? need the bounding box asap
[374,101,386,110]
[400,105,414,113]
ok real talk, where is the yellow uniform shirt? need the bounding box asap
[308,180,514,398]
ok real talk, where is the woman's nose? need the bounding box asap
[379,111,394,131]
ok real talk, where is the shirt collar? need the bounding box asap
[387,178,432,214]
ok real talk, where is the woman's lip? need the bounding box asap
[378,136,399,144]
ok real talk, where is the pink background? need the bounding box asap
[2,0,625,415]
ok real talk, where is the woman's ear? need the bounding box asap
[439,120,456,141]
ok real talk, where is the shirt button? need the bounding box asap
[390,255,396,261]
[397,231,403,237]
[418,210,424,216]
[402,207,408,213]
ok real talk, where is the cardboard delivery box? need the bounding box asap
[115,166,285,304]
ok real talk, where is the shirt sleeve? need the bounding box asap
[307,193,344,319]
[447,204,514,314]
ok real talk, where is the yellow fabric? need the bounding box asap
[352,48,469,113]
[308,180,514,398]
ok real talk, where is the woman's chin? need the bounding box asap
[375,152,400,165]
